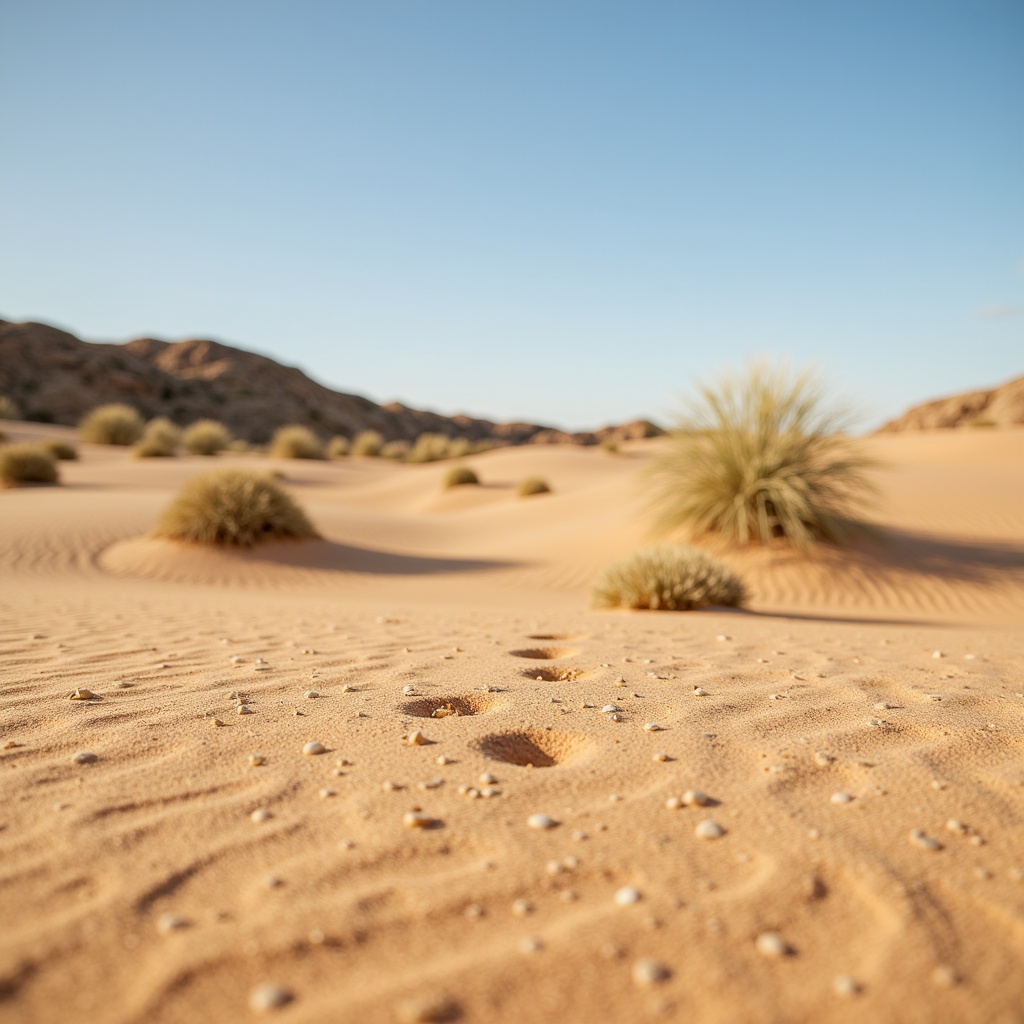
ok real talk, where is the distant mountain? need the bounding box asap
[0,319,663,446]
[878,375,1024,432]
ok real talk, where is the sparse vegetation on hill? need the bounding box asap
[182,419,232,456]
[80,404,144,445]
[153,469,319,547]
[444,466,479,488]
[592,546,745,611]
[135,418,181,458]
[270,425,325,460]
[0,444,59,488]
[650,363,876,550]
[517,476,551,497]
[352,430,384,457]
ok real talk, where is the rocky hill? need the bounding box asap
[0,319,663,446]
[878,374,1024,432]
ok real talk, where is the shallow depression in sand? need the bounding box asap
[400,695,501,718]
[508,647,580,661]
[520,666,593,682]
[475,728,592,767]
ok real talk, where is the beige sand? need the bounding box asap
[2,425,1023,1024]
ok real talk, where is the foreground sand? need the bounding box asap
[2,426,1023,1024]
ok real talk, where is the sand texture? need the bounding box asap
[2,425,1023,1024]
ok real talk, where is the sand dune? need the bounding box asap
[2,424,1023,1023]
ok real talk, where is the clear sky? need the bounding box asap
[1,1,1021,431]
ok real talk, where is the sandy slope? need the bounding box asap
[1,425,1023,1024]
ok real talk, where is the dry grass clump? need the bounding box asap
[43,439,79,460]
[601,437,620,454]
[381,439,411,460]
[650,363,876,551]
[352,430,384,457]
[444,465,479,489]
[153,469,320,547]
[327,435,350,458]
[270,425,325,460]
[592,546,745,611]
[80,404,144,445]
[0,444,59,488]
[0,396,20,420]
[134,417,181,458]
[517,476,551,497]
[182,419,232,456]
[409,433,453,463]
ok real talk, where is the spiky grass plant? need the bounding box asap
[182,419,232,456]
[444,465,479,488]
[43,440,78,461]
[517,476,551,497]
[327,435,350,458]
[650,363,876,551]
[0,396,20,420]
[153,469,320,547]
[80,404,144,445]
[134,417,181,458]
[0,444,59,487]
[351,430,384,457]
[592,545,745,611]
[270,425,325,460]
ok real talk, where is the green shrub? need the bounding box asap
[444,465,479,489]
[351,429,384,457]
[80,404,144,445]
[270,425,325,460]
[182,419,232,456]
[649,363,876,550]
[153,469,319,547]
[0,396,20,420]
[381,439,411,460]
[134,417,181,458]
[591,546,745,611]
[0,444,59,487]
[327,435,350,458]
[43,440,78,461]
[517,476,551,497]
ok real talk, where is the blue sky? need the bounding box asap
[1,1,1021,430]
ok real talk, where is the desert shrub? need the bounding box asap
[327,435,350,458]
[134,417,181,458]
[0,396,20,420]
[153,469,319,547]
[0,444,59,487]
[444,465,479,488]
[228,439,251,453]
[43,440,78,461]
[591,545,745,611]
[649,363,876,550]
[409,433,452,463]
[270,425,325,460]
[182,419,232,456]
[381,439,411,460]
[970,417,997,429]
[517,476,551,497]
[447,437,472,459]
[80,403,144,445]
[351,429,384,457]
[601,437,620,454]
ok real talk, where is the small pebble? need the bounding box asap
[397,995,461,1023]
[248,754,267,767]
[755,932,790,957]
[418,777,444,791]
[615,886,642,906]
[402,685,417,695]
[527,814,558,831]
[435,755,450,766]
[264,875,283,889]
[237,704,253,715]
[909,829,942,852]
[340,684,355,693]
[156,913,189,934]
[643,723,664,732]
[479,772,498,785]
[694,820,725,840]
[319,788,336,799]
[830,792,853,805]
[665,796,683,810]
[931,965,960,987]
[682,789,712,807]
[406,730,429,746]
[932,650,944,659]
[250,808,273,823]
[512,899,534,916]
[303,741,327,756]
[814,752,835,766]
[303,690,319,699]
[519,936,543,954]
[69,688,96,701]
[249,982,294,1013]
[230,655,245,664]
[692,687,708,697]
[833,974,862,998]
[601,705,622,714]
[632,958,671,986]
[652,752,671,763]
[403,811,440,829]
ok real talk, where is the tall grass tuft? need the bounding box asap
[592,546,745,611]
[270,425,325,460]
[327,435,350,458]
[153,469,320,547]
[135,417,181,458]
[0,444,59,487]
[351,430,384,457]
[517,476,551,497]
[650,363,876,550]
[80,404,144,445]
[182,419,232,456]
[444,465,479,488]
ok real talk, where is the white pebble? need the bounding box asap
[237,704,253,715]
[519,936,543,954]
[230,655,245,664]
[406,730,428,746]
[479,772,498,785]
[250,807,273,823]
[511,898,534,916]
[643,722,664,732]
[249,982,293,1013]
[834,975,861,997]
[932,650,944,659]
[319,788,336,799]
[614,886,642,906]
[601,705,621,714]
[435,755,450,766]
[692,687,708,697]
[248,754,267,767]
[694,819,725,840]
[69,688,96,701]
[682,789,712,807]
[652,752,670,763]
[156,913,189,934]
[830,792,854,805]
[909,829,943,852]
[403,811,440,830]
[402,685,417,695]
[303,741,326,756]
[527,813,558,831]
[665,796,683,810]
[72,751,97,765]
[418,777,444,791]
[755,931,789,957]
[632,958,671,986]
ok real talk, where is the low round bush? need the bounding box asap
[591,545,746,611]
[409,433,452,463]
[43,440,78,461]
[0,444,59,487]
[134,417,181,458]
[0,396,20,420]
[80,404,144,445]
[182,419,232,456]
[444,465,479,489]
[517,476,551,497]
[601,437,621,454]
[327,435,350,458]
[270,425,325,460]
[153,469,320,547]
[381,439,411,460]
[351,430,384,457]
